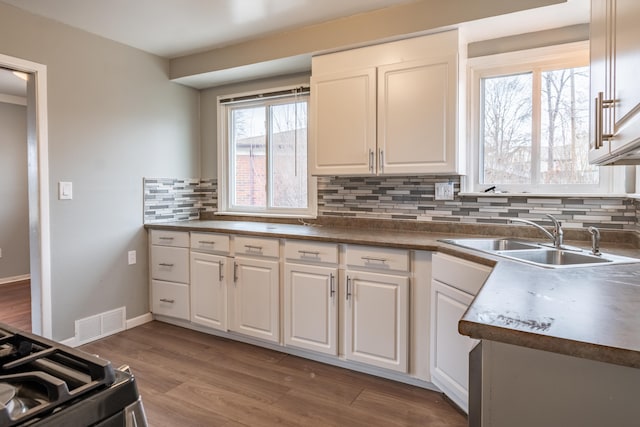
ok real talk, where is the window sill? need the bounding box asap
[214,211,318,220]
[459,192,632,198]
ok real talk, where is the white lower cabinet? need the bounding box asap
[344,245,410,373]
[284,263,338,355]
[190,251,229,331]
[430,253,492,413]
[151,280,190,320]
[230,256,280,343]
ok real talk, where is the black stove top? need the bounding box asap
[0,322,146,427]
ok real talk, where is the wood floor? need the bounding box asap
[81,321,467,427]
[0,280,31,331]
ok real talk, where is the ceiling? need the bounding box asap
[0,0,589,94]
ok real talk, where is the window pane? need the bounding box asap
[270,101,308,209]
[231,106,266,208]
[541,67,598,184]
[481,73,533,184]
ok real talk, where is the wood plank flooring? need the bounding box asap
[81,321,467,427]
[0,280,31,331]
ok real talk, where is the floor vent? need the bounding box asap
[75,307,126,345]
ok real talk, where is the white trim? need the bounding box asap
[0,53,51,338]
[0,274,31,285]
[0,94,27,106]
[126,312,153,329]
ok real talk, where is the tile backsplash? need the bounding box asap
[144,176,638,231]
[143,178,217,223]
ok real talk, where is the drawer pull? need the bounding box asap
[158,263,174,267]
[361,256,387,263]
[346,276,352,300]
[298,250,320,257]
[219,260,224,281]
[158,237,174,240]
[199,240,217,245]
[244,245,263,252]
[159,298,175,304]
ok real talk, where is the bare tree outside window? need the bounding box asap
[480,66,597,187]
[229,96,309,212]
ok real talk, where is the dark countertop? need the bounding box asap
[146,220,640,368]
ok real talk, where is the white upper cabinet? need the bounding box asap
[590,0,640,164]
[310,30,462,175]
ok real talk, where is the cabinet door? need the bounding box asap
[430,279,478,413]
[378,56,458,174]
[310,68,377,175]
[344,270,408,372]
[190,252,228,331]
[230,257,280,343]
[284,263,338,355]
[610,0,640,155]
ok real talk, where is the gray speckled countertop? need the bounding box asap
[146,220,640,368]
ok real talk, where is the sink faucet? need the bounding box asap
[508,214,564,249]
[587,226,601,256]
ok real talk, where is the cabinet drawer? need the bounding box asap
[234,236,279,258]
[346,245,409,272]
[152,280,189,320]
[150,230,189,247]
[432,253,492,295]
[191,232,230,253]
[284,240,338,264]
[151,246,189,283]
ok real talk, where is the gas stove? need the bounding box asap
[0,322,147,426]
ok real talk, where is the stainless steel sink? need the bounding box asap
[439,238,640,268]
[440,238,542,252]
[499,249,612,267]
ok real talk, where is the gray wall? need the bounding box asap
[200,72,310,179]
[0,3,200,340]
[0,102,29,279]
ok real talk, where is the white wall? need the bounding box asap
[0,102,29,279]
[0,3,200,340]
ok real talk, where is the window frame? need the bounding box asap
[217,85,317,218]
[464,41,622,195]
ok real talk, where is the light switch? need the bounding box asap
[435,182,454,201]
[59,182,73,200]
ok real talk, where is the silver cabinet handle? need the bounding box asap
[298,250,320,257]
[368,149,374,173]
[158,236,174,240]
[199,240,216,245]
[244,245,263,252]
[595,91,614,149]
[361,256,387,263]
[329,273,336,298]
[233,261,238,283]
[346,276,352,300]
[379,149,384,173]
[219,260,224,281]
[158,263,174,267]
[159,298,174,304]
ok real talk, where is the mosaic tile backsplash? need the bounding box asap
[143,178,217,223]
[143,176,638,231]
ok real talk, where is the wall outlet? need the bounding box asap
[435,182,455,201]
[127,250,136,265]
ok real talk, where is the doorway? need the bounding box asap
[0,53,51,338]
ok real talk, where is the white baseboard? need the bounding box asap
[126,312,153,329]
[0,274,30,285]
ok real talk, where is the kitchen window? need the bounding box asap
[217,86,316,217]
[466,41,616,194]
